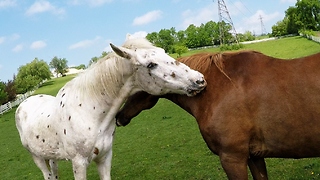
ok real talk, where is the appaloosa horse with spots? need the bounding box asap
[15,37,206,180]
[116,51,320,180]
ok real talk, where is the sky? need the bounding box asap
[0,0,296,82]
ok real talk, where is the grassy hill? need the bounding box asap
[1,36,320,179]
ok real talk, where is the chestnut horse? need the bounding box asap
[116,51,320,180]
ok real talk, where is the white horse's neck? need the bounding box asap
[66,55,135,113]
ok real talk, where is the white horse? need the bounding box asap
[15,37,207,180]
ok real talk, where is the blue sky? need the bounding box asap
[1,0,296,82]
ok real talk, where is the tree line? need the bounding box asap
[272,0,320,37]
[0,57,73,105]
[1,0,318,105]
[145,21,255,56]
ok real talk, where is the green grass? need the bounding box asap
[35,75,76,96]
[243,36,320,59]
[1,36,320,179]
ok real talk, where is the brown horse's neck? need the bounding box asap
[164,94,204,120]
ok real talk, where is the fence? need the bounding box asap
[308,35,320,43]
[300,33,320,43]
[0,91,34,115]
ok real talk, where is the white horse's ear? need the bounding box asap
[110,43,132,59]
[110,43,140,65]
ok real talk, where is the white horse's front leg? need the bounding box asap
[32,155,52,179]
[72,155,89,180]
[96,149,112,180]
[49,159,59,179]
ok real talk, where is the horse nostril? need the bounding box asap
[196,80,205,85]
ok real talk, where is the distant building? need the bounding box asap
[51,68,85,78]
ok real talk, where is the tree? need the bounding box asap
[5,80,16,102]
[75,64,86,70]
[158,29,175,53]
[285,6,300,34]
[146,32,159,46]
[50,56,68,77]
[296,0,320,31]
[88,51,110,67]
[173,44,188,57]
[185,24,200,48]
[15,58,51,93]
[272,19,288,37]
[0,81,8,105]
[238,31,255,42]
[271,0,320,36]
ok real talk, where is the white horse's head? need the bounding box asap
[110,38,206,96]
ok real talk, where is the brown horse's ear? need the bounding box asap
[110,43,132,60]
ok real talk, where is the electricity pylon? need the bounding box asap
[217,0,239,45]
[259,15,267,35]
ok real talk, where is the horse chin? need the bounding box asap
[115,117,131,127]
[115,119,123,127]
[186,89,202,96]
[186,85,206,96]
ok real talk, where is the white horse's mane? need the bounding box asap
[70,38,157,102]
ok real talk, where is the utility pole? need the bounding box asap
[217,0,239,45]
[259,14,267,36]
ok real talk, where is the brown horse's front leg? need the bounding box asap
[219,152,249,180]
[248,156,268,180]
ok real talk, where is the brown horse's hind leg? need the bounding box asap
[219,153,249,180]
[248,157,268,180]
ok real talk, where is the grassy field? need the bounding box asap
[1,36,320,179]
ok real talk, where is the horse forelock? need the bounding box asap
[121,37,155,50]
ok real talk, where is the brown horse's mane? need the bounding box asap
[177,50,263,81]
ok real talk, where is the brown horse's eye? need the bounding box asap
[147,62,157,69]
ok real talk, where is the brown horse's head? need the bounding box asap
[116,91,159,126]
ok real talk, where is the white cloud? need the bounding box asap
[280,0,296,3]
[12,43,23,52]
[237,10,280,34]
[69,36,102,50]
[130,31,148,38]
[88,0,113,6]
[69,0,113,7]
[0,0,16,8]
[10,33,20,41]
[132,10,163,26]
[26,0,65,16]
[30,40,47,50]
[0,34,19,45]
[181,5,216,29]
[0,37,5,44]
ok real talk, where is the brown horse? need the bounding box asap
[116,51,320,180]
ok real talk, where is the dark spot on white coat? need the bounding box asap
[93,147,99,155]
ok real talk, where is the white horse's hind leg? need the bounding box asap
[49,159,59,179]
[96,150,112,180]
[72,155,89,180]
[32,155,53,179]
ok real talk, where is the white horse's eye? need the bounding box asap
[147,62,158,69]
